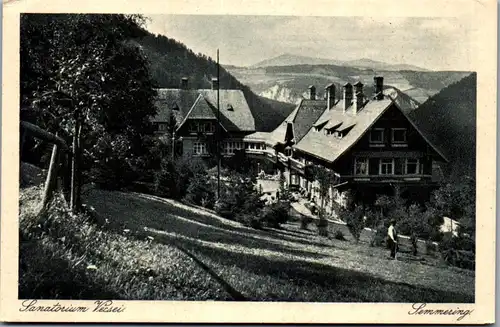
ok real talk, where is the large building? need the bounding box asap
[266,77,448,207]
[153,75,447,208]
[152,77,266,158]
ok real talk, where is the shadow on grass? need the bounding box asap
[84,189,474,303]
[154,232,474,303]
[19,236,120,300]
[85,190,333,259]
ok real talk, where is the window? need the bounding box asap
[204,122,215,133]
[379,158,394,175]
[157,123,167,132]
[188,122,197,133]
[405,158,420,175]
[391,128,407,143]
[354,158,369,175]
[223,141,242,154]
[369,128,385,143]
[193,142,207,155]
[284,148,292,156]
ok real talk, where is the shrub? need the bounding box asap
[425,240,437,255]
[317,218,328,237]
[334,230,346,241]
[341,205,365,243]
[184,173,216,209]
[300,216,313,230]
[439,233,475,270]
[370,223,387,247]
[261,201,290,228]
[214,170,264,227]
[239,214,264,229]
[154,159,178,198]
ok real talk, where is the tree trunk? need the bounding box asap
[40,142,59,211]
[75,123,83,209]
[70,120,81,212]
[61,151,71,203]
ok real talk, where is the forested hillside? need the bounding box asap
[410,73,476,179]
[136,34,295,132]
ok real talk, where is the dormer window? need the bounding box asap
[172,102,179,111]
[391,128,407,144]
[226,104,234,111]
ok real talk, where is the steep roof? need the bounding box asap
[266,98,326,146]
[294,96,448,163]
[152,89,255,132]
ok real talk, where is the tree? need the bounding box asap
[399,204,428,255]
[431,176,475,236]
[341,204,365,243]
[184,173,216,209]
[304,166,339,236]
[21,14,158,211]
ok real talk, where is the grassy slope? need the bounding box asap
[83,189,473,302]
[19,171,474,301]
[19,186,230,300]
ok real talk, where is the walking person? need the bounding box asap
[387,219,398,260]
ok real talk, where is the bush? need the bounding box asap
[261,201,290,228]
[439,233,475,270]
[184,173,216,209]
[370,223,387,247]
[214,171,264,227]
[300,216,313,230]
[317,218,328,237]
[341,205,365,243]
[154,159,179,198]
[334,230,346,241]
[425,240,437,255]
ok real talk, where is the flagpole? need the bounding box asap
[217,49,221,200]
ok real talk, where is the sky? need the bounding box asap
[145,15,475,71]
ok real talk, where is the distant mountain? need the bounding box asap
[136,34,295,132]
[410,73,476,179]
[225,63,471,105]
[258,78,420,114]
[252,54,429,71]
[343,58,429,72]
[252,53,343,68]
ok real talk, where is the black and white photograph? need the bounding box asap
[1,0,496,324]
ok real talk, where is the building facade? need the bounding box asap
[152,77,267,159]
[266,76,448,209]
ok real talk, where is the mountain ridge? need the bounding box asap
[251,53,430,71]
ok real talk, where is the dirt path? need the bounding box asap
[84,189,474,302]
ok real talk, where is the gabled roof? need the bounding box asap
[152,88,255,132]
[266,98,326,146]
[294,97,448,163]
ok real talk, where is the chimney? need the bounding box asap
[181,77,189,89]
[343,83,353,112]
[325,83,335,109]
[211,78,219,90]
[308,85,316,100]
[353,81,364,114]
[374,76,384,100]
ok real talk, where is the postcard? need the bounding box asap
[1,0,496,324]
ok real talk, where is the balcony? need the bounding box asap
[343,174,434,184]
